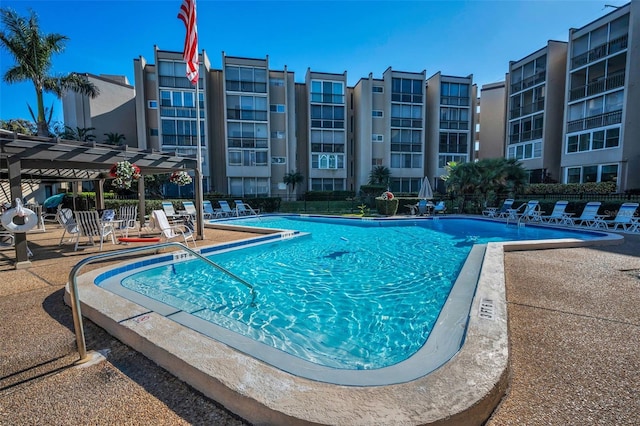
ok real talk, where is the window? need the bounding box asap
[372,86,383,93]
[390,153,422,168]
[566,127,620,153]
[311,105,345,128]
[507,141,542,160]
[311,154,344,169]
[225,65,267,93]
[391,78,423,103]
[270,131,285,139]
[229,177,269,197]
[390,178,421,193]
[311,80,344,104]
[372,134,384,142]
[438,154,467,168]
[310,178,345,191]
[372,158,383,166]
[270,78,284,86]
[565,164,618,184]
[439,132,468,154]
[271,157,286,164]
[372,110,383,118]
[441,82,469,105]
[270,104,285,113]
[226,95,268,121]
[148,100,158,109]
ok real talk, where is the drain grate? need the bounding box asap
[479,298,495,320]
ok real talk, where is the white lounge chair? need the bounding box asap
[161,201,182,221]
[539,200,569,224]
[74,210,116,251]
[510,200,541,222]
[594,202,639,231]
[151,210,196,247]
[567,202,602,227]
[235,200,259,216]
[118,205,139,237]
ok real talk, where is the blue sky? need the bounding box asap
[0,0,628,124]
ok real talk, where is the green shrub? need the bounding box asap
[375,197,398,216]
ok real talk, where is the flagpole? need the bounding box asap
[194,61,204,240]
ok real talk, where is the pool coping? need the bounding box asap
[67,217,623,425]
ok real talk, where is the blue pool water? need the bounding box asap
[116,216,604,370]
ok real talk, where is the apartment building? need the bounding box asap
[62,73,137,146]
[561,2,639,191]
[353,68,427,192]
[133,48,211,196]
[505,41,567,184]
[426,73,475,192]
[476,81,507,161]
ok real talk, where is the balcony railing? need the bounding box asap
[566,110,622,133]
[509,100,545,119]
[508,128,543,144]
[440,96,469,106]
[569,71,626,101]
[510,71,545,94]
[439,120,469,130]
[571,34,628,69]
[159,75,203,89]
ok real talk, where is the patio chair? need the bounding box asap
[161,201,182,221]
[118,205,139,237]
[203,200,225,219]
[74,210,116,251]
[57,208,79,246]
[512,200,541,223]
[539,201,569,224]
[594,202,639,231]
[567,202,602,227]
[180,201,198,219]
[482,199,515,218]
[433,201,447,214]
[151,210,196,247]
[218,200,235,217]
[234,200,259,216]
[417,200,433,216]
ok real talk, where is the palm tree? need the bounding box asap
[104,132,126,145]
[0,8,99,136]
[283,171,304,199]
[61,126,96,141]
[368,166,391,186]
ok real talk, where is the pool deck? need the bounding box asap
[0,222,639,424]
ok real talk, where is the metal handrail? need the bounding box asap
[68,242,256,363]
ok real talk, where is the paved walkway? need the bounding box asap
[0,224,638,425]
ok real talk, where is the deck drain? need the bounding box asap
[479,298,495,320]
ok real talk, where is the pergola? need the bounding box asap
[0,129,200,268]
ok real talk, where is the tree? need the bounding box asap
[0,118,36,134]
[283,171,304,198]
[0,8,99,136]
[61,126,96,141]
[368,165,391,186]
[104,132,126,145]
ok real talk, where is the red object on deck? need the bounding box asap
[118,237,161,243]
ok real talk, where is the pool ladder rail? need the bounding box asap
[68,242,256,364]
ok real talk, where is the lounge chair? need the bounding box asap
[218,200,235,217]
[482,199,514,218]
[567,202,602,227]
[235,200,259,216]
[510,200,541,222]
[181,201,197,218]
[151,210,196,247]
[74,210,116,251]
[594,202,639,231]
[161,201,182,221]
[203,200,225,219]
[57,208,79,246]
[539,200,569,224]
[433,201,446,214]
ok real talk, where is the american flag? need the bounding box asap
[177,0,199,84]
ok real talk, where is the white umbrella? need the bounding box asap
[418,177,433,200]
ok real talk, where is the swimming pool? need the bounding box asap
[75,215,620,425]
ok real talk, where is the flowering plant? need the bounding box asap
[170,170,193,186]
[109,161,141,189]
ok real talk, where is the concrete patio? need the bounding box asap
[0,223,638,425]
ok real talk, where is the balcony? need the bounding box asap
[571,34,628,69]
[159,75,202,89]
[509,100,545,119]
[440,120,469,130]
[508,128,543,144]
[510,71,545,94]
[440,96,469,106]
[566,110,622,133]
[569,71,626,101]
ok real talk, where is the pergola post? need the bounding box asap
[95,178,106,210]
[7,157,31,269]
[138,175,146,228]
